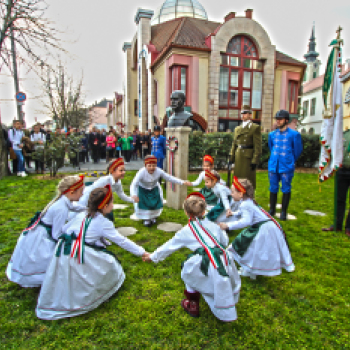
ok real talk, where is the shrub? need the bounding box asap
[31,133,82,177]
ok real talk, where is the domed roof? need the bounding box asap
[152,0,208,25]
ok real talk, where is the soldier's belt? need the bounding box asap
[238,145,253,149]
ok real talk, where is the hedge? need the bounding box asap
[188,132,320,170]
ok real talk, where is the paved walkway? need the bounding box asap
[25,159,144,174]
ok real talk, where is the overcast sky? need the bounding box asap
[1,0,349,126]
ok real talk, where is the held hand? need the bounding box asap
[250,163,257,171]
[226,209,233,218]
[183,181,192,186]
[219,223,229,231]
[142,252,152,262]
[132,195,139,203]
[19,144,23,148]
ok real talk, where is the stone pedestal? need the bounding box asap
[165,127,191,210]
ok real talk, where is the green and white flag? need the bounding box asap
[319,38,343,182]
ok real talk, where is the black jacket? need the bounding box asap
[89,132,101,148]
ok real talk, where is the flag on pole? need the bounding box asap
[318,31,344,182]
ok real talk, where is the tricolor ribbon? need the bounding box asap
[188,218,228,269]
[258,203,289,247]
[169,151,175,191]
[22,211,42,236]
[70,217,92,264]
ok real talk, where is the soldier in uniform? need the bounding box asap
[268,110,303,221]
[151,126,166,169]
[322,129,350,237]
[229,105,262,189]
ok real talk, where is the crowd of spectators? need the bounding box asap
[4,121,155,175]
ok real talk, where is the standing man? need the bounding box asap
[268,110,303,220]
[8,120,27,177]
[322,129,350,237]
[229,105,262,189]
[89,127,100,164]
[151,126,166,169]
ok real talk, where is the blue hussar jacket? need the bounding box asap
[151,135,166,159]
[268,128,303,173]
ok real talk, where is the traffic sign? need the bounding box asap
[16,92,26,102]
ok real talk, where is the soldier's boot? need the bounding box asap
[268,192,278,216]
[280,192,291,221]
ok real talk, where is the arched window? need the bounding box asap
[219,35,263,130]
[309,128,314,135]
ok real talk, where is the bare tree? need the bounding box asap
[0,0,66,178]
[0,0,65,71]
[41,63,87,129]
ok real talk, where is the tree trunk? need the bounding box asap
[0,124,9,179]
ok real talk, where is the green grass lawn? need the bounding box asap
[1,171,349,349]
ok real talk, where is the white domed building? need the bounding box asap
[119,0,306,132]
[152,0,208,24]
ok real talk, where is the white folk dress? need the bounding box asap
[36,212,145,320]
[6,196,85,287]
[192,171,226,210]
[227,199,295,276]
[79,174,134,207]
[191,171,226,187]
[150,218,241,322]
[206,183,241,223]
[130,167,184,220]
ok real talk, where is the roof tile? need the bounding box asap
[151,17,219,52]
[276,51,306,67]
[302,74,324,94]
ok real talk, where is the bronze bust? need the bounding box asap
[167,91,193,127]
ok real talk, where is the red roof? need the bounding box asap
[302,74,324,94]
[149,17,305,73]
[151,17,219,52]
[276,51,306,67]
[150,17,220,67]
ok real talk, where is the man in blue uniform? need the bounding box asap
[151,126,166,169]
[268,110,303,220]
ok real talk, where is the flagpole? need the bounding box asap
[332,26,343,231]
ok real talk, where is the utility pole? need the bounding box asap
[10,25,23,122]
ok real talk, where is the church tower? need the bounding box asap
[303,24,321,82]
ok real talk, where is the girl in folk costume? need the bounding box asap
[36,185,149,320]
[6,175,86,287]
[220,177,295,280]
[190,155,226,208]
[204,170,240,223]
[77,158,138,222]
[131,155,192,227]
[144,193,241,322]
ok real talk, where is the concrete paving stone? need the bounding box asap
[304,210,326,217]
[117,227,138,237]
[157,222,183,232]
[275,213,297,220]
[113,204,129,210]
